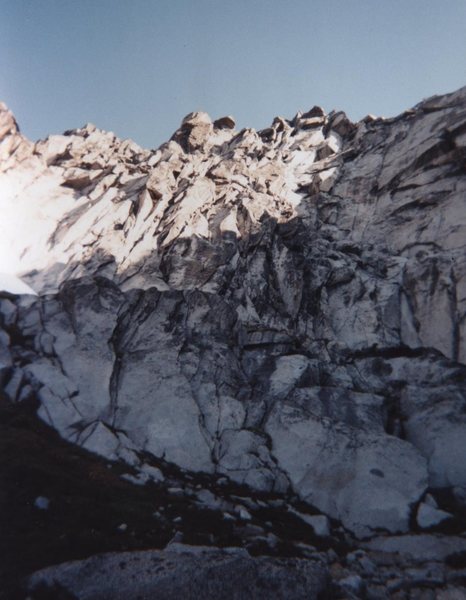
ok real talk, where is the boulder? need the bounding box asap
[416,503,453,529]
[214,115,236,130]
[266,402,428,537]
[27,548,330,599]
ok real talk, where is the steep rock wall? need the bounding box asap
[1,88,466,537]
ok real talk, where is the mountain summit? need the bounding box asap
[1,87,466,596]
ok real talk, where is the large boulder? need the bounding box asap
[27,547,330,600]
[266,400,428,538]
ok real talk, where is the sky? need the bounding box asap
[1,0,465,149]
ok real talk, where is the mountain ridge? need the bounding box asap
[1,86,466,596]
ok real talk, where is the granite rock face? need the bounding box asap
[1,87,466,538]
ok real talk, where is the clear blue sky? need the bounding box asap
[1,0,465,149]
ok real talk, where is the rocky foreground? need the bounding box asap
[1,87,466,598]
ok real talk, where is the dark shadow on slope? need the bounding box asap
[0,392,348,598]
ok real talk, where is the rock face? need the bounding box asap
[1,87,466,539]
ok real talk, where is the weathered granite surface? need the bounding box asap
[1,87,466,542]
[26,546,330,600]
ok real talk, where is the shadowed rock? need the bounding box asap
[27,547,330,600]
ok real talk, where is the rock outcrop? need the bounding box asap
[1,87,466,546]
